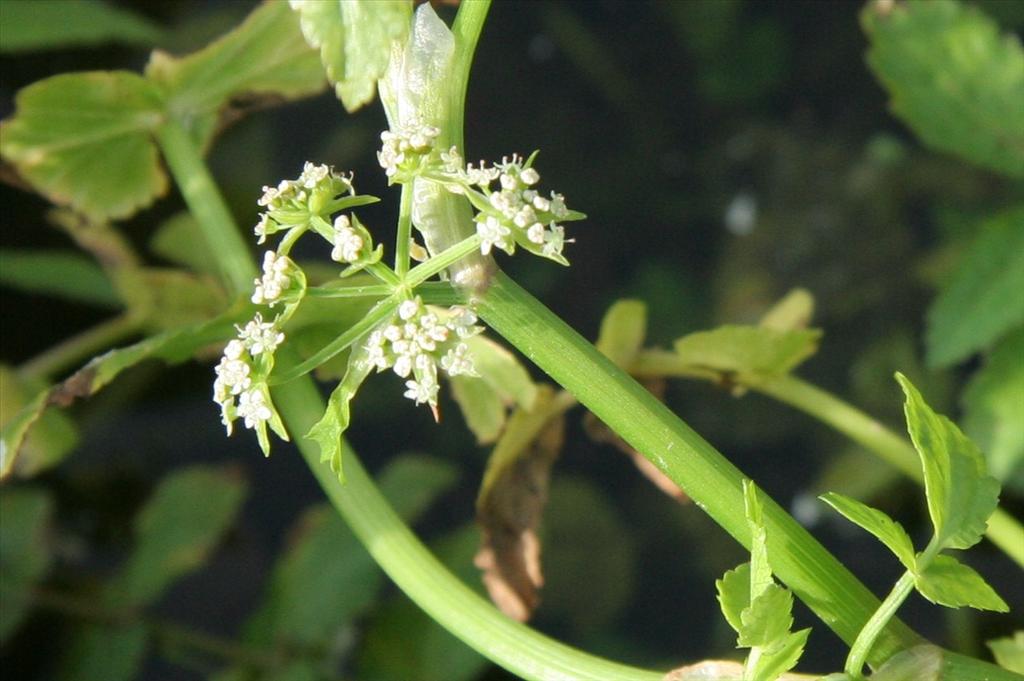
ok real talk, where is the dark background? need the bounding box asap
[2,1,1022,679]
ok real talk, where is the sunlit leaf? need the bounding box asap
[673,325,821,384]
[744,480,772,601]
[0,366,79,479]
[716,562,751,635]
[291,0,412,112]
[450,334,537,444]
[105,464,247,609]
[759,288,814,331]
[0,250,119,308]
[863,0,1024,178]
[595,299,647,367]
[914,554,1008,612]
[897,373,1001,551]
[962,327,1024,492]
[747,628,810,681]
[0,72,166,222]
[819,492,916,571]
[0,0,162,53]
[449,374,505,444]
[0,488,54,643]
[738,583,793,648]
[925,207,1024,367]
[987,631,1024,674]
[145,0,326,149]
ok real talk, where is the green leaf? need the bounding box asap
[595,299,647,367]
[59,623,147,681]
[987,631,1024,674]
[738,583,794,648]
[870,645,944,681]
[0,250,119,308]
[145,0,326,150]
[759,288,815,331]
[862,0,1024,178]
[672,325,821,384]
[0,0,163,53]
[925,207,1024,367]
[914,554,1008,612]
[449,374,505,444]
[716,562,751,635]
[450,334,537,444]
[0,365,79,479]
[291,0,412,112]
[240,455,457,650]
[0,72,167,222]
[962,326,1024,491]
[148,212,221,277]
[896,373,1001,551]
[748,628,811,681]
[0,488,54,643]
[305,338,374,482]
[105,465,247,609]
[1,303,250,479]
[744,480,772,600]
[819,492,916,571]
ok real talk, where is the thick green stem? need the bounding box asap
[450,0,492,153]
[477,272,919,664]
[272,377,662,681]
[845,572,917,678]
[155,119,255,295]
[395,183,414,277]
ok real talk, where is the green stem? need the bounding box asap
[306,283,393,299]
[17,313,141,381]
[271,377,663,681]
[155,119,255,295]
[845,571,917,679]
[450,0,492,153]
[395,183,414,277]
[406,234,483,288]
[476,272,918,664]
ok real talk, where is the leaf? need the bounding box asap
[449,374,505,444]
[744,480,772,601]
[747,628,810,681]
[358,525,489,681]
[871,645,944,681]
[738,583,793,648]
[759,288,815,331]
[0,365,79,479]
[291,0,412,112]
[0,488,54,643]
[862,0,1024,178]
[595,299,647,367]
[145,0,326,150]
[239,455,457,651]
[819,492,916,571]
[0,303,251,479]
[0,0,163,53]
[59,623,147,681]
[672,325,821,385]
[148,212,221,276]
[305,337,374,482]
[716,562,752,635]
[925,207,1024,367]
[0,71,167,222]
[897,373,1001,551]
[962,326,1024,491]
[914,554,1008,612]
[0,250,119,308]
[105,464,247,609]
[475,386,565,621]
[987,631,1024,674]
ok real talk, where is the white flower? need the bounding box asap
[237,313,284,357]
[252,251,294,305]
[364,330,391,371]
[513,205,537,229]
[446,306,480,338]
[549,192,568,219]
[331,220,364,263]
[542,224,567,258]
[477,216,512,255]
[403,378,439,406]
[237,388,273,429]
[254,214,272,244]
[520,167,540,185]
[532,194,551,212]
[527,223,545,244]
[398,298,421,321]
[214,356,251,397]
[440,343,477,377]
[298,162,330,189]
[394,354,414,378]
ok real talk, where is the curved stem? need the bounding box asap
[845,572,917,679]
[17,313,141,382]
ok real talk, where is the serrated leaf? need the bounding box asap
[0,365,79,479]
[862,0,1024,178]
[759,288,814,331]
[0,303,251,479]
[914,554,1008,612]
[962,326,1024,491]
[871,644,944,681]
[747,627,810,681]
[595,299,647,367]
[673,325,821,384]
[292,0,412,112]
[0,0,163,53]
[0,488,54,643]
[819,492,916,571]
[738,583,794,648]
[0,71,166,222]
[59,623,147,681]
[148,212,221,276]
[987,631,1024,674]
[897,373,1001,551]
[145,0,326,150]
[716,562,752,635]
[105,465,247,609]
[0,250,119,308]
[925,207,1024,367]
[305,338,374,482]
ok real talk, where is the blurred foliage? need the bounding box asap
[1,1,1022,680]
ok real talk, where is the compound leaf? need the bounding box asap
[819,492,916,571]
[914,554,1008,612]
[306,338,373,482]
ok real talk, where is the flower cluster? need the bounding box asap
[251,251,304,306]
[255,162,356,244]
[329,214,382,276]
[378,120,441,182]
[361,297,482,414]
[213,313,289,455]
